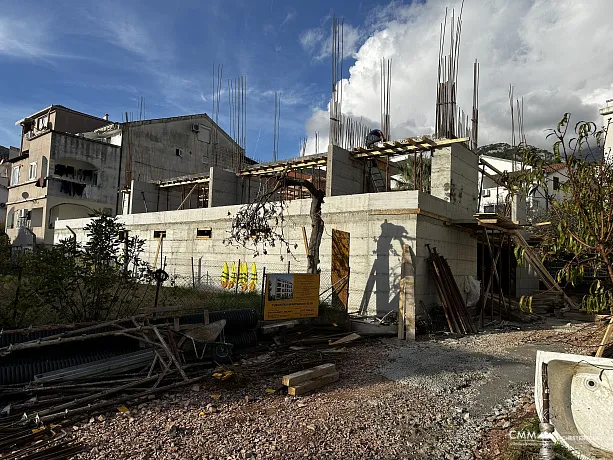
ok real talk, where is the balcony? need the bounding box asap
[53,163,98,185]
[47,177,102,202]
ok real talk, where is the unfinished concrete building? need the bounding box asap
[55,137,489,335]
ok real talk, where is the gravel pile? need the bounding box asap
[67,321,599,459]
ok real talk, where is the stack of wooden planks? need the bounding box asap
[282,363,339,396]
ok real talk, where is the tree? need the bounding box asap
[477,142,554,162]
[394,155,432,192]
[0,214,153,326]
[506,114,613,312]
[225,173,325,274]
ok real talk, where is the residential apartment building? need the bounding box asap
[479,154,566,222]
[5,105,242,248]
[272,277,293,300]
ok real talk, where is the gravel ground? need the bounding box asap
[68,319,603,460]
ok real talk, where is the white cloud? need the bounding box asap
[300,20,361,61]
[0,15,74,60]
[304,0,613,150]
[281,11,297,27]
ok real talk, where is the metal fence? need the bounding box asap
[147,261,345,317]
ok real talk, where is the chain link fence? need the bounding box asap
[144,261,347,319]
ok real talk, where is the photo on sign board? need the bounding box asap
[267,274,294,301]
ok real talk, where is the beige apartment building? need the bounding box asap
[5,105,243,248]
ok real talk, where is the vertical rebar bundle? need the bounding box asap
[211,64,224,167]
[435,1,479,151]
[329,15,344,147]
[471,59,480,151]
[227,75,247,169]
[339,114,372,151]
[381,58,392,141]
[508,84,527,171]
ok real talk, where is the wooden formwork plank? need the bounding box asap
[287,371,340,396]
[282,363,336,387]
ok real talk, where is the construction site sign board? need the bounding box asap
[264,273,320,320]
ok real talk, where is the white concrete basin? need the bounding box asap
[535,351,613,459]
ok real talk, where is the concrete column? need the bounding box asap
[326,144,364,196]
[511,193,527,225]
[209,167,239,207]
[430,143,478,217]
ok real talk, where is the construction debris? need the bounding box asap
[427,245,476,335]
[0,309,262,457]
[283,363,339,396]
[329,333,361,346]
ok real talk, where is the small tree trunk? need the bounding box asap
[282,177,325,274]
[307,191,325,274]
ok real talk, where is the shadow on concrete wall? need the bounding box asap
[358,219,409,316]
[11,226,37,248]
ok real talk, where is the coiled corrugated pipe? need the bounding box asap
[224,329,258,349]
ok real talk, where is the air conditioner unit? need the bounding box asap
[18,209,28,218]
[191,124,200,133]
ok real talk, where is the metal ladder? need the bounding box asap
[369,159,386,192]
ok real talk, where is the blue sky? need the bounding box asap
[0,0,387,161]
[2,0,612,156]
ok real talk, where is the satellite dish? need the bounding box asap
[21,192,29,199]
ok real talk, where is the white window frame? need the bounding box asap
[29,162,37,180]
[11,166,20,186]
[37,116,48,131]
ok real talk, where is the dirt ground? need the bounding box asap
[69,318,605,460]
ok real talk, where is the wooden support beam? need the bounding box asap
[287,371,339,396]
[595,318,613,357]
[421,136,437,147]
[282,363,337,386]
[352,137,469,159]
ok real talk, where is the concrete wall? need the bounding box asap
[209,167,239,207]
[326,144,364,196]
[49,132,120,206]
[54,188,479,323]
[125,180,184,214]
[516,260,541,297]
[122,116,241,188]
[56,191,429,315]
[413,192,478,313]
[431,143,479,216]
[0,153,9,225]
[50,109,110,135]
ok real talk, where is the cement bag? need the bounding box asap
[464,276,481,307]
